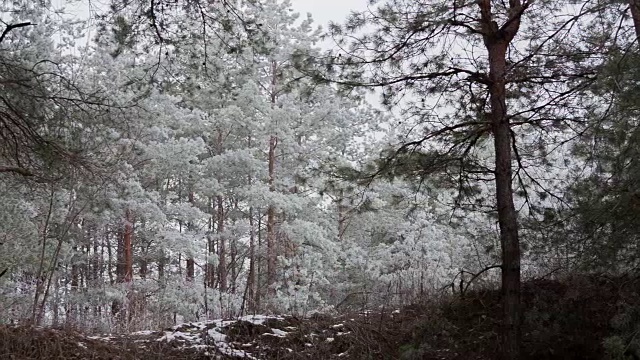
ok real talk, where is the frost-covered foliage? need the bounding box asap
[0,0,607,334]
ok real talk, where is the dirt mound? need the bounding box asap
[401,274,640,360]
[4,275,640,359]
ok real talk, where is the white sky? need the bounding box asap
[55,1,368,28]
[288,0,383,109]
[289,0,368,28]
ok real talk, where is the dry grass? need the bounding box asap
[0,325,212,360]
[3,274,640,359]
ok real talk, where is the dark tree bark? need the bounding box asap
[0,22,34,44]
[206,197,215,288]
[247,205,257,310]
[256,208,263,311]
[337,190,349,241]
[69,247,79,324]
[123,209,133,283]
[140,259,147,279]
[217,194,227,291]
[71,247,79,290]
[478,1,524,358]
[230,198,238,294]
[266,59,279,297]
[116,229,124,283]
[629,0,640,43]
[266,135,277,295]
[246,136,257,312]
[214,130,227,291]
[186,192,195,281]
[158,252,165,279]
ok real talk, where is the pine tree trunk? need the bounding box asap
[52,279,59,327]
[246,136,256,311]
[71,248,79,290]
[491,68,522,360]
[158,251,165,279]
[92,226,99,284]
[231,198,238,294]
[112,224,124,317]
[214,130,227,292]
[337,190,348,241]
[478,1,523,358]
[70,247,79,325]
[185,244,194,282]
[138,221,147,280]
[247,206,256,311]
[206,198,215,288]
[266,60,279,298]
[266,135,277,296]
[186,192,195,281]
[140,259,147,279]
[123,209,133,283]
[31,189,54,325]
[217,194,227,291]
[629,0,640,43]
[256,209,263,311]
[119,210,134,323]
[106,229,114,285]
[99,229,106,282]
[159,179,169,282]
[116,228,124,283]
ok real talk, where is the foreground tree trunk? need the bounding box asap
[479,1,524,358]
[629,0,640,42]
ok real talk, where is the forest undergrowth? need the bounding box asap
[2,273,639,360]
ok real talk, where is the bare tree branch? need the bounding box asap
[0,22,35,45]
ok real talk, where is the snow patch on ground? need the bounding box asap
[271,328,288,337]
[240,314,283,325]
[131,330,155,336]
[150,316,289,359]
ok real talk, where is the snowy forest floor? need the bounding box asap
[2,274,639,360]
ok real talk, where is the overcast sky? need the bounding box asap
[289,0,367,28]
[289,1,381,108]
[57,1,368,27]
